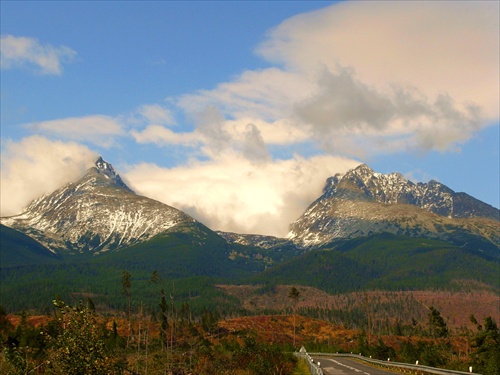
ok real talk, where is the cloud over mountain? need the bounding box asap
[124,154,359,236]
[175,1,498,157]
[0,136,97,216]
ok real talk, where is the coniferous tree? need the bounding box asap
[470,316,500,375]
[121,271,132,348]
[159,289,169,348]
[428,306,448,338]
[289,286,300,348]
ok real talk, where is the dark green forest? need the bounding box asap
[251,233,500,293]
[1,228,499,314]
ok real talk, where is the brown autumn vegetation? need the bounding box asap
[1,283,498,374]
[216,284,500,331]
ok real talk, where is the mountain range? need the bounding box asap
[1,157,498,313]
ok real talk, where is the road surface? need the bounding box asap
[310,356,400,375]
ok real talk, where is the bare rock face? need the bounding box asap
[288,164,500,249]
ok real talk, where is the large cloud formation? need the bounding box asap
[258,1,499,120]
[124,1,498,237]
[125,154,359,236]
[176,1,498,157]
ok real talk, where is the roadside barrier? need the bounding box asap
[295,347,323,375]
[296,351,481,375]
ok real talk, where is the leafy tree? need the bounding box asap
[235,335,296,375]
[150,269,161,285]
[372,337,396,361]
[418,341,447,367]
[44,299,125,375]
[399,340,419,363]
[201,308,220,334]
[2,310,50,374]
[86,297,95,312]
[122,270,132,348]
[0,304,13,344]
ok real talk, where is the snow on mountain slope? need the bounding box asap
[216,231,290,249]
[289,164,500,248]
[1,157,195,254]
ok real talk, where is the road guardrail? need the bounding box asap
[295,348,323,375]
[295,350,480,375]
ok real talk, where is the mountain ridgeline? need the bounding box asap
[0,158,498,312]
[288,164,499,254]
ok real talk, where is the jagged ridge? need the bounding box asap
[322,164,498,220]
[289,164,500,249]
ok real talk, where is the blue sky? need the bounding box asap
[1,1,499,236]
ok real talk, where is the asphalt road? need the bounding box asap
[310,356,400,375]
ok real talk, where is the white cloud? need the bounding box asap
[0,136,97,216]
[124,154,359,237]
[131,125,199,146]
[135,104,176,126]
[1,35,76,75]
[224,117,310,145]
[177,68,314,121]
[28,115,125,147]
[257,1,499,120]
[128,1,498,163]
[131,106,277,164]
[293,68,483,157]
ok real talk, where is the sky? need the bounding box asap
[1,1,499,237]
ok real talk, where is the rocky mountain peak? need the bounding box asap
[79,157,133,193]
[95,156,115,174]
[323,163,410,203]
[351,163,375,176]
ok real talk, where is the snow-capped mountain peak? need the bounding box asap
[1,158,194,254]
[289,164,500,247]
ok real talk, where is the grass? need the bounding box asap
[293,357,313,375]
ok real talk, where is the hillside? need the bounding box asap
[0,224,60,267]
[250,233,500,293]
[0,221,271,313]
